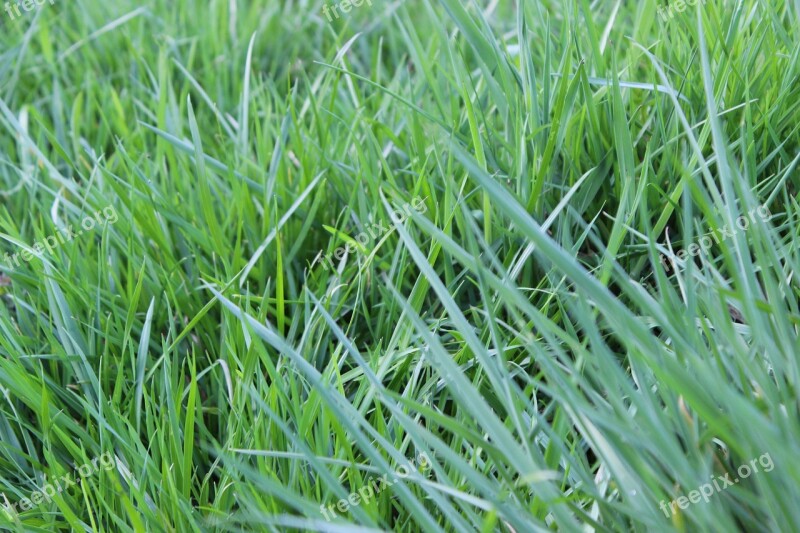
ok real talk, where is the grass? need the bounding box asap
[0,0,799,531]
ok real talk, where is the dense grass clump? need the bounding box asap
[1,0,799,531]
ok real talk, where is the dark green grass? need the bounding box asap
[1,0,799,531]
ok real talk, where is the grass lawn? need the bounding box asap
[1,0,799,531]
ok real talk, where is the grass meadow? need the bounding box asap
[1,0,799,531]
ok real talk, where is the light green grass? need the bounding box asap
[1,0,799,531]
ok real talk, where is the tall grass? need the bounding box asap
[0,0,799,531]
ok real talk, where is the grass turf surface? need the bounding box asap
[1,0,800,531]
